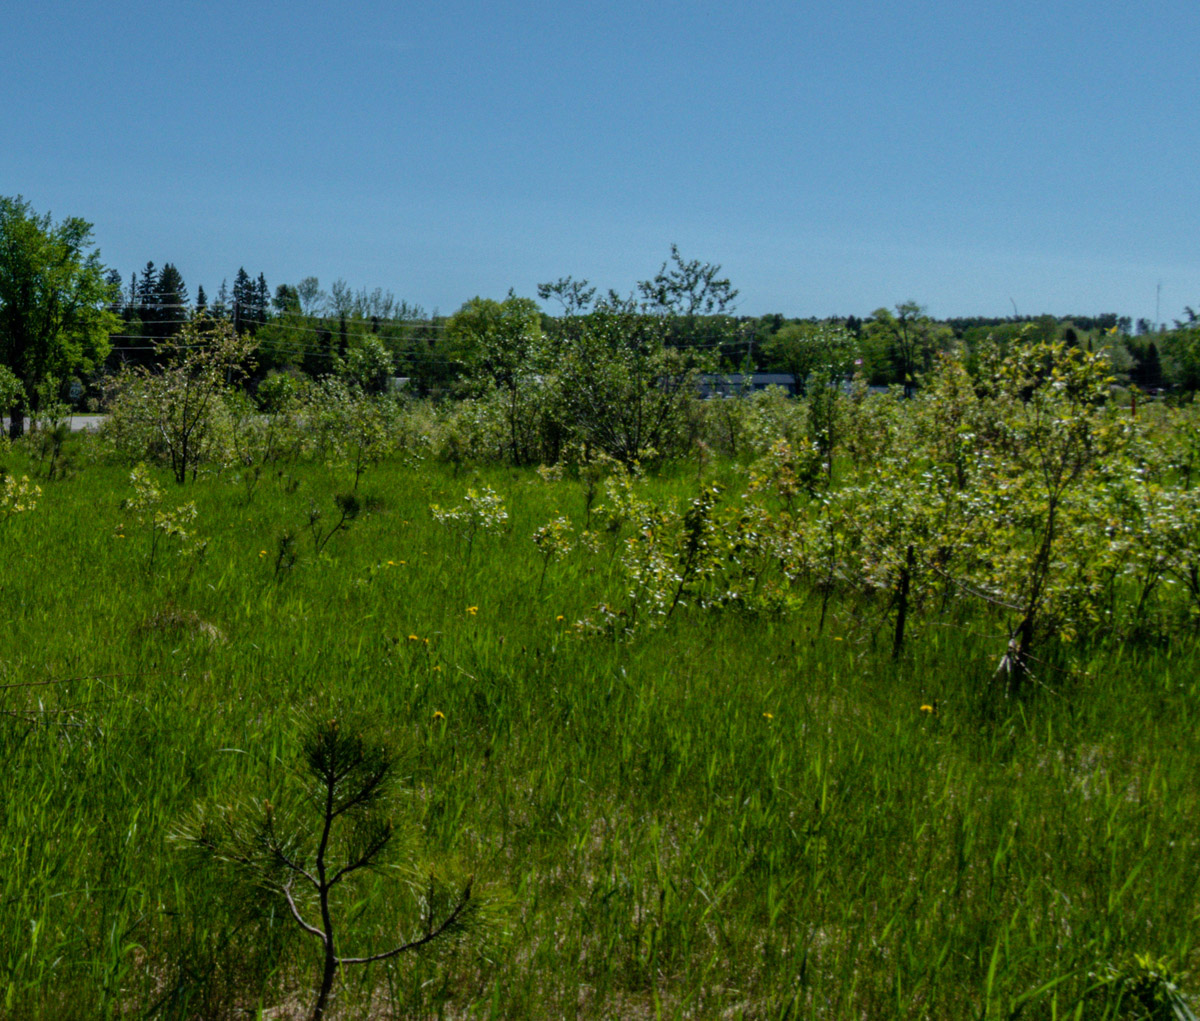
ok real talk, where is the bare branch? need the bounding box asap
[283,881,329,946]
[337,878,473,966]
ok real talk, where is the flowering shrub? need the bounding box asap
[0,472,40,528]
[122,463,207,571]
[430,486,508,560]
[532,515,574,593]
[102,317,255,483]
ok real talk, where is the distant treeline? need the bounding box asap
[104,259,1194,397]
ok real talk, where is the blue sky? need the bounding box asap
[3,0,1198,322]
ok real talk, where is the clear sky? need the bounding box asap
[3,0,1198,323]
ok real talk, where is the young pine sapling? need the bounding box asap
[177,716,476,1021]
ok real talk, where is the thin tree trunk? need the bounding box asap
[311,763,338,1021]
[892,545,914,659]
[1000,611,1036,697]
[312,948,337,1021]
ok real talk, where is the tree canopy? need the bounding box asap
[637,244,739,317]
[0,195,118,436]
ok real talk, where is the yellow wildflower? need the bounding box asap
[432,710,445,720]
[466,606,478,615]
[763,711,774,720]
[920,704,935,714]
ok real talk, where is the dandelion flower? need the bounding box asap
[466,606,478,615]
[763,712,774,720]
[408,634,420,642]
[555,614,565,622]
[920,704,935,714]
[432,710,445,720]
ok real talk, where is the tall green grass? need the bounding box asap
[0,442,1196,1018]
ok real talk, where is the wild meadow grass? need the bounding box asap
[0,439,1197,1019]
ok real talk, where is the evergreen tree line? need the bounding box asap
[106,264,270,350]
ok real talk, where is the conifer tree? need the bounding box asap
[105,268,123,314]
[255,272,270,327]
[212,279,229,319]
[135,261,159,339]
[232,267,253,334]
[156,263,189,338]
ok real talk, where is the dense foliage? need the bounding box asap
[0,196,117,436]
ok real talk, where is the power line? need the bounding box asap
[102,312,760,370]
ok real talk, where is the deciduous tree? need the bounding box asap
[104,315,256,482]
[447,293,547,463]
[0,195,118,437]
[637,244,738,317]
[865,302,950,396]
[762,321,856,395]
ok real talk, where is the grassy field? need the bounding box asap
[1,439,1197,1020]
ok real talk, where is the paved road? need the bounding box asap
[2,415,106,433]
